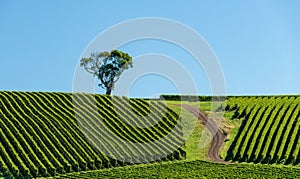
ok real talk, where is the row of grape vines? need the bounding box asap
[0,91,185,178]
[225,96,300,165]
[52,160,300,179]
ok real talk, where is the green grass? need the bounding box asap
[219,113,242,159]
[166,100,242,161]
[166,101,212,161]
[51,160,300,179]
[185,120,211,161]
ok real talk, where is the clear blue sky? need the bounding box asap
[1,0,300,97]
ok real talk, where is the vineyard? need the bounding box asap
[2,92,300,178]
[51,160,300,178]
[225,96,300,165]
[0,91,185,178]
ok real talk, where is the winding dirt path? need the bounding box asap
[180,104,227,163]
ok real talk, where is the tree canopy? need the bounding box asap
[80,50,133,95]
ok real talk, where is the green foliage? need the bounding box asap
[80,49,133,94]
[225,96,300,165]
[0,91,184,178]
[52,160,300,179]
[160,95,227,102]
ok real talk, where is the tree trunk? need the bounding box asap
[106,86,112,95]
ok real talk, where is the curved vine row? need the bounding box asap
[0,91,185,178]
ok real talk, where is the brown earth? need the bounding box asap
[180,104,227,163]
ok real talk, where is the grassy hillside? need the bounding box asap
[165,101,214,161]
[225,96,300,165]
[0,91,185,178]
[50,160,300,179]
[2,92,300,178]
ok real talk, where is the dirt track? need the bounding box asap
[180,104,226,163]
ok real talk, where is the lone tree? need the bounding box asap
[80,49,133,95]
